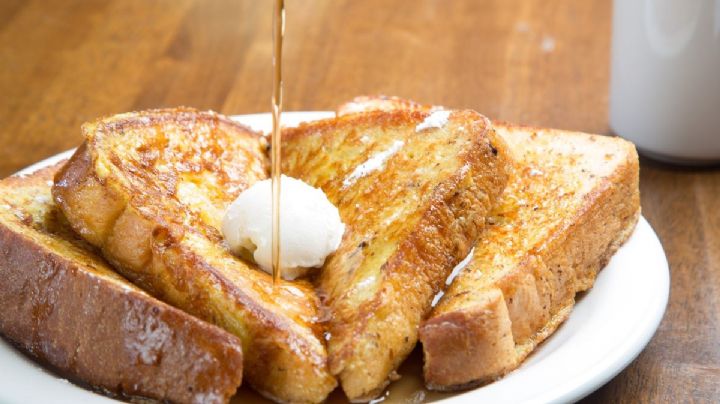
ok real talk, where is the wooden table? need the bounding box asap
[1,0,717,402]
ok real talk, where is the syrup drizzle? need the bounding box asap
[271,0,285,285]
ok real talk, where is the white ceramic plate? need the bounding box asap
[0,112,669,404]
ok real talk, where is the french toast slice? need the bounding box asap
[338,95,640,389]
[420,123,640,389]
[52,109,336,403]
[281,110,511,400]
[0,163,244,404]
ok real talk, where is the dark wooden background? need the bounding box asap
[1,0,718,402]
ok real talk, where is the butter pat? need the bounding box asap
[222,175,345,280]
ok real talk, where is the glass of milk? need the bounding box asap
[609,0,720,164]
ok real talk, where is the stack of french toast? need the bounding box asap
[0,96,640,403]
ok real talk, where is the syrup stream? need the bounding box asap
[271,0,285,285]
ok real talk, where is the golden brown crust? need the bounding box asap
[421,124,641,389]
[0,164,243,404]
[52,108,336,403]
[282,109,510,400]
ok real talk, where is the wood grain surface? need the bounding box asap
[1,0,718,402]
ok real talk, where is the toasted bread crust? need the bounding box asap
[421,124,640,389]
[282,110,510,400]
[52,109,336,403]
[420,288,516,388]
[0,164,243,404]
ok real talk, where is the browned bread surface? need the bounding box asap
[0,164,244,404]
[421,124,640,389]
[52,108,336,403]
[282,110,510,401]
